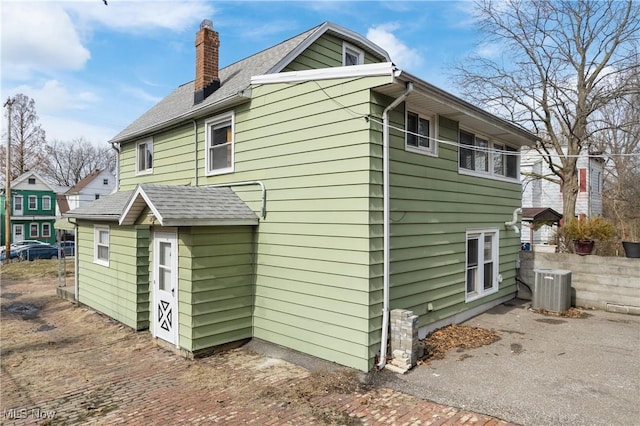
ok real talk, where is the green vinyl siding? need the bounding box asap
[76,222,150,330]
[178,226,255,352]
[378,101,522,328]
[283,33,382,72]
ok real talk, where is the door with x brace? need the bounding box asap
[153,232,177,345]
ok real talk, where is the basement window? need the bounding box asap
[465,228,499,302]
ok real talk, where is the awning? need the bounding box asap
[54,218,75,230]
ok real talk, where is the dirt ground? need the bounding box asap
[1,266,516,425]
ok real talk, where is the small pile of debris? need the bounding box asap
[419,324,500,363]
[532,307,588,319]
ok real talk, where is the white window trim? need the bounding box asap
[465,228,500,303]
[30,222,39,238]
[205,111,235,176]
[342,42,364,66]
[28,195,37,210]
[42,223,51,238]
[42,196,51,211]
[136,137,153,176]
[405,110,438,157]
[94,225,110,267]
[14,195,23,212]
[458,129,520,182]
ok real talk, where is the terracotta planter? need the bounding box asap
[573,240,595,256]
[622,241,640,258]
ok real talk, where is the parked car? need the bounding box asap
[0,240,49,261]
[57,241,75,257]
[15,244,63,261]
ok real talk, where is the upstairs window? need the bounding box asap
[28,195,37,210]
[136,138,153,175]
[205,112,234,175]
[343,42,364,66]
[28,178,36,185]
[14,195,23,214]
[103,178,109,185]
[406,111,436,155]
[42,196,51,211]
[459,130,518,180]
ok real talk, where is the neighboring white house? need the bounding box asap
[65,169,116,210]
[521,149,604,244]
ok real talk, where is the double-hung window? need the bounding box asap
[94,225,110,266]
[406,111,436,155]
[42,196,51,211]
[28,195,37,210]
[30,223,39,237]
[465,229,499,302]
[136,138,153,174]
[459,130,518,180]
[343,42,364,66]
[205,112,234,175]
[13,195,23,215]
[42,223,51,238]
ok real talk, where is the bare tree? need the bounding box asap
[455,0,640,221]
[41,138,116,187]
[0,94,48,183]
[597,86,640,241]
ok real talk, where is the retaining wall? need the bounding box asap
[518,252,640,315]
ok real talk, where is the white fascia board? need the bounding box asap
[119,186,164,226]
[251,62,399,85]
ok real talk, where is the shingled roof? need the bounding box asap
[109,22,390,144]
[119,184,258,226]
[64,190,133,221]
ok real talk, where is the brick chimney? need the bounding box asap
[194,19,220,104]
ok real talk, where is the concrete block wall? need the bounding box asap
[518,252,640,314]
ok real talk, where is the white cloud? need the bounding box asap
[366,24,422,69]
[64,0,215,34]
[476,42,502,59]
[1,3,90,79]
[120,86,163,104]
[6,80,100,115]
[40,114,119,145]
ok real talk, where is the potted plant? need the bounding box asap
[621,221,640,258]
[560,216,617,255]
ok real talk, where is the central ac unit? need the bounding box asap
[533,269,572,312]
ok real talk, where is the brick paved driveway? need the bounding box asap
[1,276,517,425]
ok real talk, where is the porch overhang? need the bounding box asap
[119,184,259,227]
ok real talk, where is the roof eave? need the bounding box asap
[396,71,539,146]
[109,89,252,145]
[162,218,259,227]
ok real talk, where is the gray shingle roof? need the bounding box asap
[109,24,322,143]
[109,21,391,144]
[119,184,258,226]
[64,190,133,221]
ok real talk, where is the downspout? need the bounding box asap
[505,208,522,234]
[377,82,413,370]
[110,142,121,192]
[69,218,79,303]
[192,120,199,186]
[206,181,267,220]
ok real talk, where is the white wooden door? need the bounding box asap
[12,224,24,243]
[153,232,178,345]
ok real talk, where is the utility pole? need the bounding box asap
[4,97,13,264]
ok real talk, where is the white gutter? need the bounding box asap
[377,81,413,370]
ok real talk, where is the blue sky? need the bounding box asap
[1,1,485,145]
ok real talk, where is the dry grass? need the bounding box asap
[1,259,73,281]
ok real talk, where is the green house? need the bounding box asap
[66,21,537,371]
[1,171,57,245]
